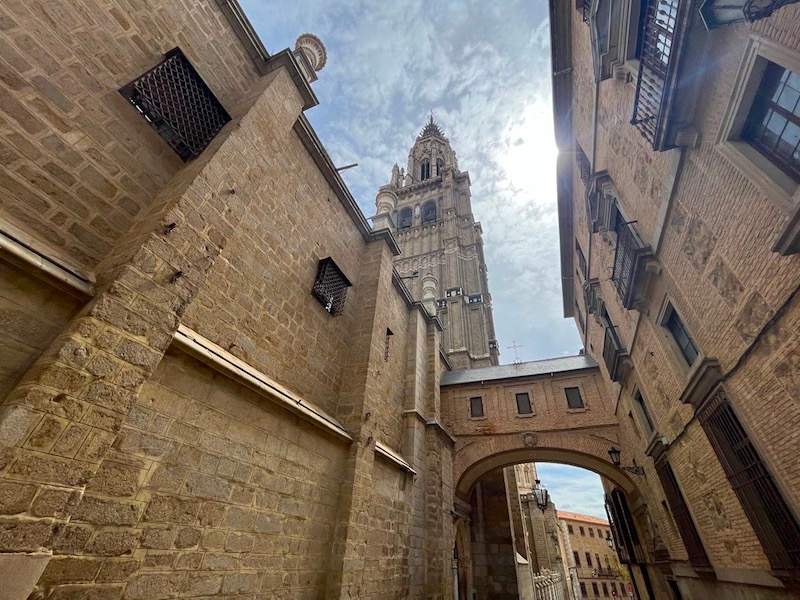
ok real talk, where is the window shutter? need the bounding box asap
[698,387,800,580]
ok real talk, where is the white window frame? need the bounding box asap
[716,35,800,255]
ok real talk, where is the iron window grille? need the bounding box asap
[469,396,485,418]
[588,176,620,234]
[311,257,352,316]
[515,392,533,415]
[576,144,591,184]
[698,387,800,581]
[603,324,629,382]
[398,208,412,229]
[655,459,714,575]
[421,201,438,224]
[576,240,588,280]
[630,0,691,150]
[565,387,584,409]
[611,219,653,310]
[742,62,800,182]
[120,48,230,161]
[583,279,601,315]
[662,304,699,366]
[605,489,645,565]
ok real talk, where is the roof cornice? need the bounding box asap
[549,0,576,318]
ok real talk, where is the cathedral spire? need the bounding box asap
[418,113,446,140]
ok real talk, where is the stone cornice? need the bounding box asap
[265,50,318,111]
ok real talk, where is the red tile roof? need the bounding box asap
[557,510,609,526]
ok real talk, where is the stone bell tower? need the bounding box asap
[372,116,499,368]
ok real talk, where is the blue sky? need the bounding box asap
[241,1,602,517]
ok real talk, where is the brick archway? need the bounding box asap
[453,427,640,500]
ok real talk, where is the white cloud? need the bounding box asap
[536,463,607,519]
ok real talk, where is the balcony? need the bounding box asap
[611,220,656,310]
[594,567,621,578]
[602,325,629,382]
[631,0,693,150]
[583,278,601,315]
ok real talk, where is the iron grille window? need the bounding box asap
[631,0,683,148]
[398,207,412,229]
[311,257,351,316]
[583,279,601,315]
[605,489,643,565]
[655,459,713,573]
[698,388,800,579]
[589,184,619,234]
[602,323,627,382]
[469,396,484,418]
[634,389,656,434]
[743,62,800,182]
[612,219,643,306]
[662,304,698,366]
[422,200,438,224]
[576,144,591,184]
[565,387,584,409]
[120,48,230,161]
[515,392,533,415]
[576,240,587,279]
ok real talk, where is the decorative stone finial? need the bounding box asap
[293,33,327,83]
[418,113,446,139]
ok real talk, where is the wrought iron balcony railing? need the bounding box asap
[594,567,621,578]
[631,0,692,150]
[602,325,629,382]
[583,279,601,315]
[611,220,655,310]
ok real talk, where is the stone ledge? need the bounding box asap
[172,325,352,442]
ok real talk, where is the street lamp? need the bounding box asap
[532,479,550,512]
[608,447,646,476]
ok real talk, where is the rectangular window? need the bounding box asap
[698,388,800,578]
[610,581,617,596]
[586,552,592,567]
[311,257,352,316]
[580,526,585,536]
[576,301,586,332]
[663,304,699,366]
[568,524,574,534]
[592,582,600,596]
[573,550,581,567]
[576,240,587,279]
[468,294,483,304]
[743,62,800,182]
[515,392,533,415]
[469,396,484,418]
[589,527,595,537]
[580,582,588,598]
[655,459,713,573]
[120,48,230,161]
[602,582,609,597]
[634,389,656,434]
[566,387,585,409]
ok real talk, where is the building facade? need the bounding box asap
[553,0,800,597]
[558,511,629,599]
[372,118,500,369]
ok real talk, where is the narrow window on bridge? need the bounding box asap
[515,392,533,415]
[602,582,609,597]
[592,582,599,596]
[469,396,484,418]
[568,524,574,534]
[573,550,580,567]
[579,526,585,536]
[589,528,595,537]
[580,582,587,598]
[586,552,592,567]
[565,386,584,409]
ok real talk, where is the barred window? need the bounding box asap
[311,257,351,315]
[120,48,230,161]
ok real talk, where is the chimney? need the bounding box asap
[293,33,327,83]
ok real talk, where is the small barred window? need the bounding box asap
[120,48,230,161]
[312,257,352,315]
